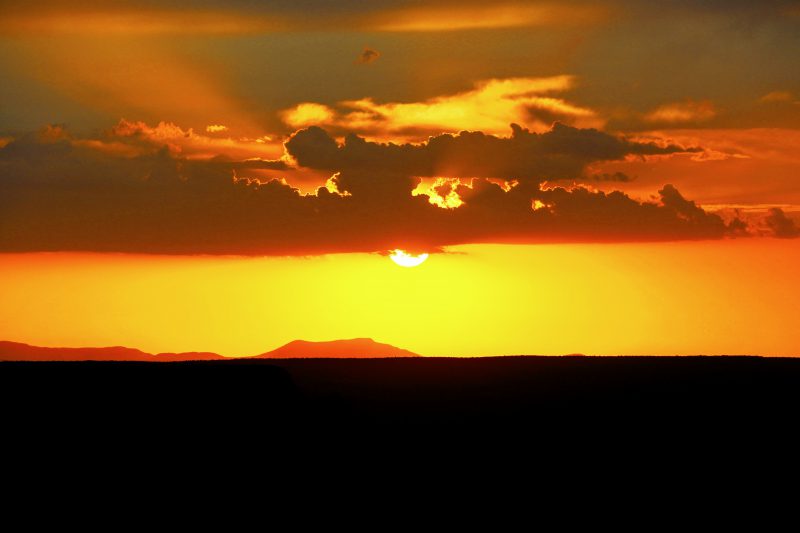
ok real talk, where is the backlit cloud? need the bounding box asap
[645,100,717,124]
[281,103,337,130]
[0,121,756,256]
[281,76,602,140]
[109,120,284,161]
[760,91,794,104]
[589,128,800,206]
[370,2,607,31]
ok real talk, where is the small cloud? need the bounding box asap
[587,172,633,182]
[281,103,336,129]
[690,149,749,162]
[645,100,716,124]
[759,91,795,104]
[373,3,606,31]
[38,124,70,143]
[356,47,381,64]
[726,217,750,237]
[206,124,229,133]
[764,208,800,238]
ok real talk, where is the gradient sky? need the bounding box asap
[1,1,798,355]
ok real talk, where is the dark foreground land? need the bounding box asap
[3,356,799,442]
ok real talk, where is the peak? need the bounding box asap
[285,337,375,345]
[255,338,419,359]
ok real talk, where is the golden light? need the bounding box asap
[1,241,799,357]
[281,102,335,128]
[389,249,429,268]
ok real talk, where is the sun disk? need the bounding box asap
[389,249,429,267]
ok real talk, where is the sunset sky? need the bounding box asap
[1,1,798,356]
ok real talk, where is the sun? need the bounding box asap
[389,249,429,267]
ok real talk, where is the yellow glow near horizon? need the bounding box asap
[389,250,429,268]
[0,241,798,357]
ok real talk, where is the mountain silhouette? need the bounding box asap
[0,338,419,361]
[255,338,419,359]
[0,340,225,362]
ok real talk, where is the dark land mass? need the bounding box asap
[0,338,418,361]
[3,356,799,443]
[254,338,419,358]
[0,340,223,362]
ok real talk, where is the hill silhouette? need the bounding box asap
[0,340,225,362]
[255,338,419,359]
[0,338,418,361]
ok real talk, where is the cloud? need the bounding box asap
[586,172,634,182]
[108,119,283,161]
[280,76,602,140]
[281,103,337,129]
[588,128,800,207]
[369,2,607,31]
[764,208,800,238]
[284,123,697,185]
[0,121,742,255]
[645,100,716,124]
[356,47,380,64]
[760,91,795,104]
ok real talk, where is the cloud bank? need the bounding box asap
[0,122,780,256]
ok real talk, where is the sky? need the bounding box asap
[0,1,798,355]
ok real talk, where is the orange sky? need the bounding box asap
[1,2,799,355]
[1,240,797,356]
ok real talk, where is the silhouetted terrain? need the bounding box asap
[3,356,799,441]
[0,338,417,361]
[0,340,225,361]
[255,338,419,358]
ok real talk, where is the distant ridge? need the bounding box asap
[0,338,419,361]
[255,338,419,359]
[0,341,224,362]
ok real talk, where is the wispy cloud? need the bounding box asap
[369,2,607,31]
[281,76,602,140]
[645,100,716,124]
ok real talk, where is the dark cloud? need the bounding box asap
[229,159,289,170]
[286,123,697,184]
[726,215,750,237]
[586,172,634,182]
[356,47,380,64]
[764,208,800,238]
[0,123,741,255]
